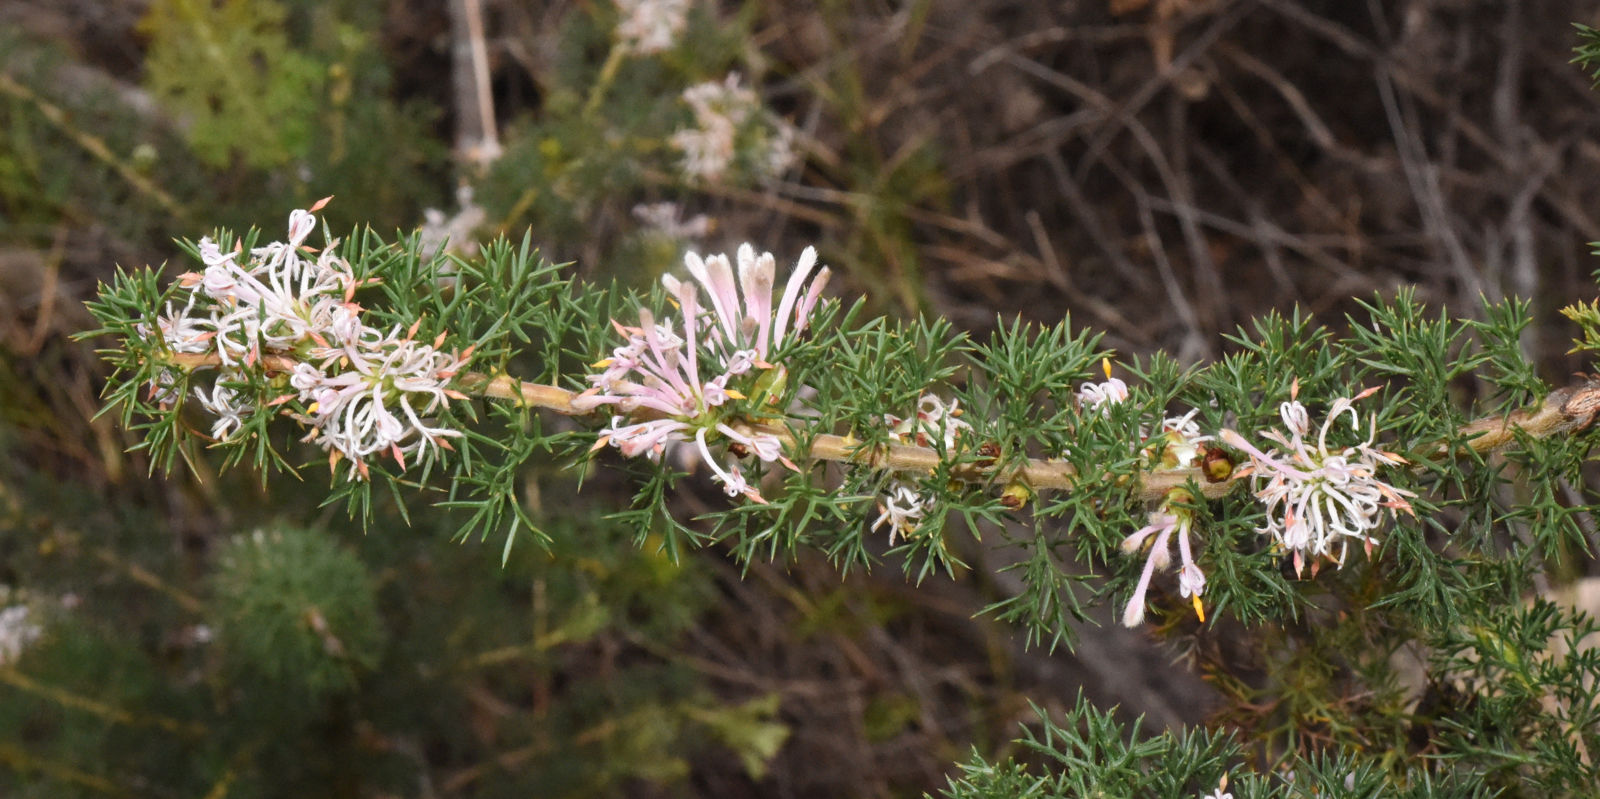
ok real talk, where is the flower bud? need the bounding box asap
[1201,445,1235,482]
[999,480,1032,510]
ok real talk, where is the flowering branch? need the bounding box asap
[84,200,1600,660]
[165,350,1600,499]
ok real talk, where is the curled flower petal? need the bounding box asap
[1226,386,1416,571]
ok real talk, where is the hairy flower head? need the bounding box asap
[141,200,471,480]
[1220,383,1415,575]
[579,244,827,502]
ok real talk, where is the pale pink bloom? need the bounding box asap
[716,422,792,468]
[1220,385,1416,575]
[155,294,212,355]
[297,330,468,476]
[870,394,972,541]
[580,309,706,419]
[581,244,830,504]
[1119,506,1205,628]
[602,417,691,459]
[193,383,251,440]
[682,243,831,361]
[693,427,765,503]
[701,374,733,406]
[1078,376,1129,413]
[872,478,933,544]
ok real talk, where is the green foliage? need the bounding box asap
[0,453,778,797]
[2,0,442,274]
[141,0,325,170]
[136,0,443,221]
[1560,294,1600,358]
[962,316,1105,470]
[1573,23,1600,84]
[1423,599,1600,796]
[209,525,383,703]
[936,695,1499,799]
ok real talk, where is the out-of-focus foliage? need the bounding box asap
[209,526,384,702]
[141,0,326,170]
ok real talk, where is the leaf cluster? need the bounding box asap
[936,693,1497,799]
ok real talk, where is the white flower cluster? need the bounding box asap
[1102,374,1416,624]
[577,243,830,502]
[672,74,800,184]
[1079,366,1221,626]
[419,185,487,258]
[1119,412,1215,627]
[147,201,470,480]
[0,603,42,666]
[1221,383,1416,576]
[615,0,690,56]
[633,202,712,241]
[871,395,972,543]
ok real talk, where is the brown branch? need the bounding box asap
[166,353,1600,502]
[1440,378,1600,456]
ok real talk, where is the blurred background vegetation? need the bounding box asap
[4,0,1600,796]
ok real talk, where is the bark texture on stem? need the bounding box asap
[166,351,1600,502]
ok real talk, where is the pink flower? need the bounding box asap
[1120,499,1206,628]
[1220,384,1416,575]
[294,328,469,478]
[870,394,972,541]
[153,201,470,481]
[580,244,830,504]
